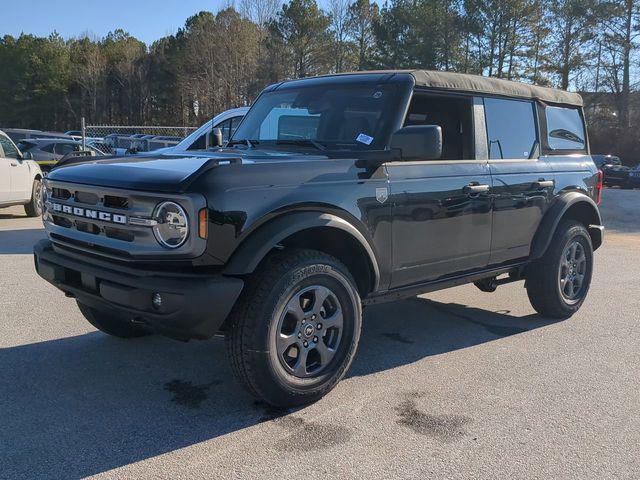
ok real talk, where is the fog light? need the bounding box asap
[152,293,163,310]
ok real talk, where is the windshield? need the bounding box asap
[231,84,402,151]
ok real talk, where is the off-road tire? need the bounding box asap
[77,302,151,338]
[526,221,593,319]
[24,178,42,217]
[226,249,362,408]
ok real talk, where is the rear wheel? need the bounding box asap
[77,302,151,338]
[526,221,593,319]
[24,178,42,217]
[226,249,362,407]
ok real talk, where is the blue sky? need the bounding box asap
[2,0,235,45]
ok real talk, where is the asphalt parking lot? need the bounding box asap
[1,188,638,479]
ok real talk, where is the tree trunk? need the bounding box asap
[619,0,632,128]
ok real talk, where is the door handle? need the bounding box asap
[533,179,554,189]
[10,161,18,167]
[463,183,490,194]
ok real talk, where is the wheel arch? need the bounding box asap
[223,211,381,295]
[530,192,603,260]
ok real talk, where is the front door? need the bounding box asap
[0,134,30,203]
[0,155,12,204]
[387,92,492,288]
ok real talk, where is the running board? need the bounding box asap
[363,262,527,306]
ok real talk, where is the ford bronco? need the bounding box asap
[34,71,604,407]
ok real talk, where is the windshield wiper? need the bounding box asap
[275,139,326,151]
[227,139,256,149]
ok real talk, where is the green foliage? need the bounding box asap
[269,0,332,77]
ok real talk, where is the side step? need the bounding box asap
[363,263,527,305]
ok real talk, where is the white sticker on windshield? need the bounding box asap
[356,133,373,145]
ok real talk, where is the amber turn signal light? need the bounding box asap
[198,208,208,239]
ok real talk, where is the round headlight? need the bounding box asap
[152,201,189,248]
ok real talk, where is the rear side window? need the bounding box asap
[484,98,537,159]
[545,106,586,151]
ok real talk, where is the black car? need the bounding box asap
[34,71,603,407]
[628,165,640,188]
[591,154,631,187]
[602,164,632,188]
[591,154,621,169]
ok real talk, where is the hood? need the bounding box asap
[46,149,328,192]
[47,155,241,192]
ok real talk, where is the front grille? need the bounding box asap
[104,195,129,209]
[45,182,141,248]
[105,226,135,242]
[43,179,206,261]
[50,233,133,258]
[76,221,100,235]
[52,187,72,200]
[75,191,99,205]
[52,215,72,228]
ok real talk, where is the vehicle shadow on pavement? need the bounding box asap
[349,297,556,378]
[0,228,45,254]
[0,212,28,220]
[0,298,559,478]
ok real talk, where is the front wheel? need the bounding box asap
[226,249,362,407]
[526,221,593,319]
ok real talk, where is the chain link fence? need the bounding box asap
[83,125,197,155]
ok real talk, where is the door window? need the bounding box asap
[484,98,537,159]
[402,93,474,160]
[214,116,244,144]
[230,116,242,134]
[217,119,233,143]
[545,106,586,151]
[0,135,19,159]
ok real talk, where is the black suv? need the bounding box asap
[34,71,604,407]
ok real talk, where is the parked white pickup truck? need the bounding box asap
[0,130,43,217]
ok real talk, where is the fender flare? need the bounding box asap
[530,192,603,260]
[223,211,381,291]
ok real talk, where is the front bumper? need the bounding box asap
[34,239,244,340]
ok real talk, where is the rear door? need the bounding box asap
[483,97,555,264]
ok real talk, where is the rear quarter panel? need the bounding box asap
[544,154,599,200]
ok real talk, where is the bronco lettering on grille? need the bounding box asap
[51,202,127,225]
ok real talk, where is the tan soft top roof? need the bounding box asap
[410,70,583,106]
[311,70,583,107]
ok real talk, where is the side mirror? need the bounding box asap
[390,125,442,160]
[212,128,223,147]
